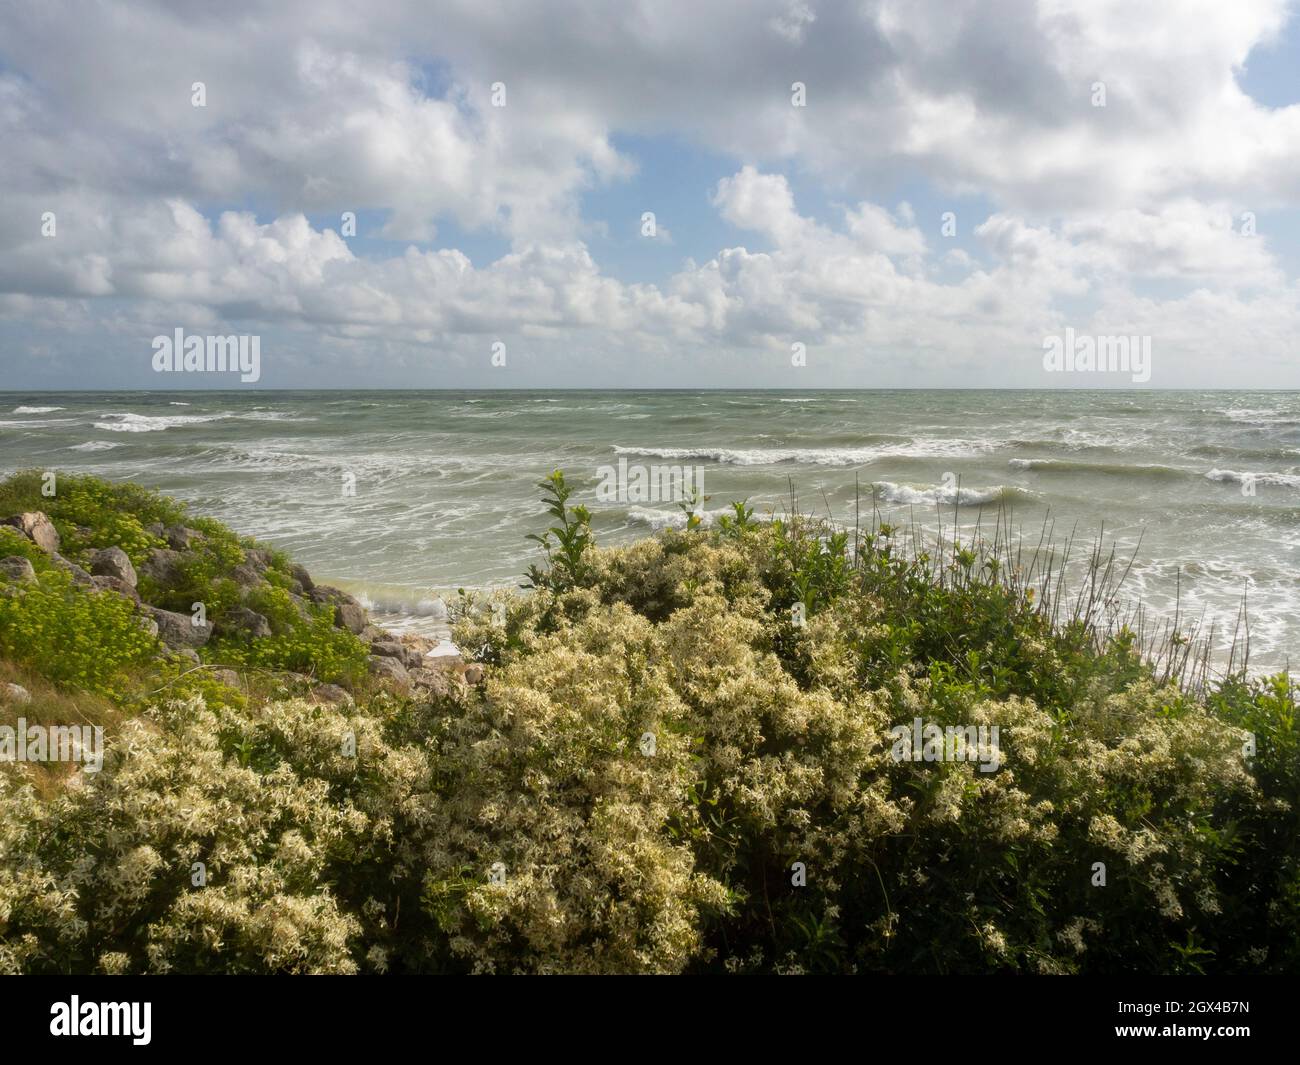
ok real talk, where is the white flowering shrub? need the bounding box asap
[3,478,1296,974]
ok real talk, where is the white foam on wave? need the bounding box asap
[92,410,312,433]
[13,405,64,413]
[1215,407,1296,425]
[69,440,120,452]
[1206,468,1300,488]
[93,412,227,432]
[874,481,1008,506]
[627,506,719,531]
[614,438,997,466]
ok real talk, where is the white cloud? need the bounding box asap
[2,1,1300,387]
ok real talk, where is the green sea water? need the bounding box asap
[2,389,1296,669]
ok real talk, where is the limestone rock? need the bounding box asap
[92,574,141,604]
[408,667,461,697]
[230,563,266,591]
[0,556,36,584]
[147,606,212,648]
[2,512,60,554]
[163,525,202,550]
[51,554,95,587]
[311,683,352,705]
[368,654,410,690]
[138,547,183,588]
[335,602,367,634]
[215,606,272,640]
[244,548,274,572]
[89,546,137,586]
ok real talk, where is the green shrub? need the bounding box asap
[1,474,1296,974]
[0,470,183,567]
[209,590,368,685]
[0,568,158,698]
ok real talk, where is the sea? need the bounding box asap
[1,390,1296,671]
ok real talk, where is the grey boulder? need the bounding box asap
[90,546,137,587]
[215,606,272,640]
[147,606,212,648]
[0,556,36,584]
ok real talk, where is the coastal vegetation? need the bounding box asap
[0,470,1296,974]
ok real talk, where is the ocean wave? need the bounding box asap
[613,438,997,466]
[1189,443,1300,462]
[626,506,764,531]
[237,410,314,422]
[1214,407,1298,426]
[873,481,1016,506]
[1205,469,1300,488]
[93,412,228,432]
[13,405,64,413]
[69,441,120,452]
[1009,458,1187,479]
[92,410,312,433]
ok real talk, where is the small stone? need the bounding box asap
[1,512,60,554]
[370,639,406,659]
[0,556,36,584]
[89,546,137,586]
[211,669,242,688]
[173,648,201,667]
[2,682,31,704]
[289,564,314,591]
[462,663,484,686]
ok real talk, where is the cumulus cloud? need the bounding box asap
[1,0,1299,387]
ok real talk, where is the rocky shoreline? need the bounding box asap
[1,508,480,702]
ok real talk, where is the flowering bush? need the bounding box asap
[2,474,1296,973]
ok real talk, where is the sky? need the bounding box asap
[2,0,1300,390]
